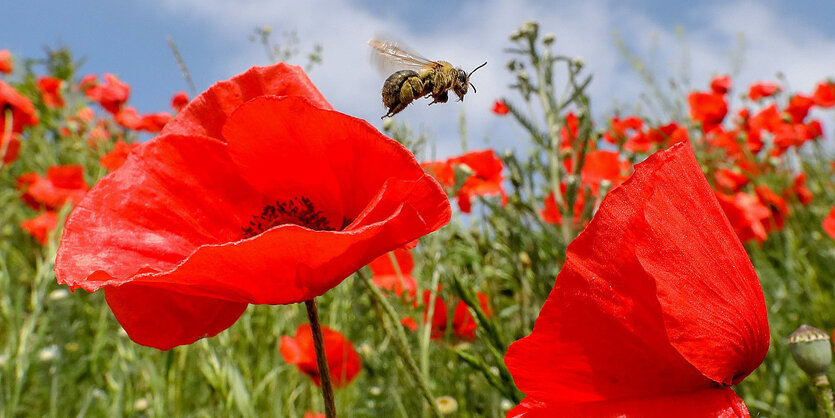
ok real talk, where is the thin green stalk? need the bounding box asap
[359,269,441,418]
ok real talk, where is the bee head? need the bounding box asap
[455,62,487,101]
[453,68,469,101]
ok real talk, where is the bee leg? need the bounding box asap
[429,91,449,105]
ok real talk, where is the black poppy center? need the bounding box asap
[242,196,333,238]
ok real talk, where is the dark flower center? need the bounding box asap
[242,196,333,238]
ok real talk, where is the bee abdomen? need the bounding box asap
[382,70,425,117]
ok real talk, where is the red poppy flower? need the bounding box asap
[785,94,814,123]
[0,50,12,74]
[0,80,38,134]
[17,165,88,210]
[789,172,813,205]
[645,121,689,149]
[77,74,98,93]
[280,324,361,387]
[421,160,456,188]
[100,140,139,171]
[715,190,770,244]
[603,115,643,146]
[750,104,781,133]
[37,76,64,108]
[748,81,780,101]
[505,142,769,417]
[170,91,189,112]
[369,248,417,300]
[85,73,130,114]
[491,99,509,115]
[1,133,21,165]
[564,150,630,192]
[824,205,835,240]
[422,290,490,340]
[710,75,732,94]
[754,185,789,232]
[559,112,580,150]
[21,211,58,245]
[86,124,111,148]
[401,316,418,331]
[138,112,171,133]
[114,106,142,130]
[714,169,749,193]
[54,63,451,350]
[304,412,326,418]
[688,91,727,133]
[813,81,835,107]
[450,149,507,213]
[540,185,585,227]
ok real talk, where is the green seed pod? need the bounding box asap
[788,325,832,380]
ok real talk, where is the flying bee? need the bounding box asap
[369,38,487,118]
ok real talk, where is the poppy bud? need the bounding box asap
[788,325,832,383]
[543,33,556,46]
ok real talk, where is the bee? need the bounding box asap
[369,38,487,118]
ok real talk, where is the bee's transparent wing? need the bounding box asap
[368,37,439,76]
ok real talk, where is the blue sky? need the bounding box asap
[4,0,835,155]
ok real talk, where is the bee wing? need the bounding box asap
[368,37,440,76]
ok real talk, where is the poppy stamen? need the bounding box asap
[242,196,332,238]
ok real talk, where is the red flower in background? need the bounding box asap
[37,76,64,108]
[17,165,88,210]
[170,91,189,112]
[714,169,749,193]
[1,133,21,165]
[748,81,780,101]
[77,74,98,92]
[559,112,580,150]
[138,112,171,133]
[754,185,789,232]
[85,73,130,114]
[688,92,727,133]
[421,159,455,188]
[423,290,491,340]
[785,94,814,123]
[54,63,451,350]
[0,80,39,133]
[280,324,361,387]
[450,149,507,213]
[491,99,509,115]
[0,50,12,74]
[21,211,58,245]
[304,412,326,418]
[710,75,732,94]
[813,81,835,107]
[715,191,770,244]
[789,172,813,205]
[506,143,769,417]
[100,140,139,171]
[644,121,689,149]
[824,205,835,240]
[369,249,417,301]
[540,185,585,227]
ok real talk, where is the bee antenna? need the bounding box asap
[467,61,487,79]
[470,82,477,94]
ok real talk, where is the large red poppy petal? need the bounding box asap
[107,191,438,305]
[222,96,443,225]
[162,63,331,139]
[55,135,263,291]
[105,283,247,350]
[509,387,749,418]
[506,143,768,405]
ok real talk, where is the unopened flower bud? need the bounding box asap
[543,33,556,46]
[788,325,832,381]
[519,20,540,39]
[572,56,585,69]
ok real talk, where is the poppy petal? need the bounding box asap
[162,63,332,139]
[105,283,247,350]
[509,387,749,417]
[55,134,264,291]
[506,142,768,406]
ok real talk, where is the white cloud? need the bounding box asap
[150,0,835,156]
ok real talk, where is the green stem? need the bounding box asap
[1,109,13,168]
[359,269,442,418]
[813,375,835,418]
[304,299,337,418]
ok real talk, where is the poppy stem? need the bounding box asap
[359,269,442,418]
[304,298,337,418]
